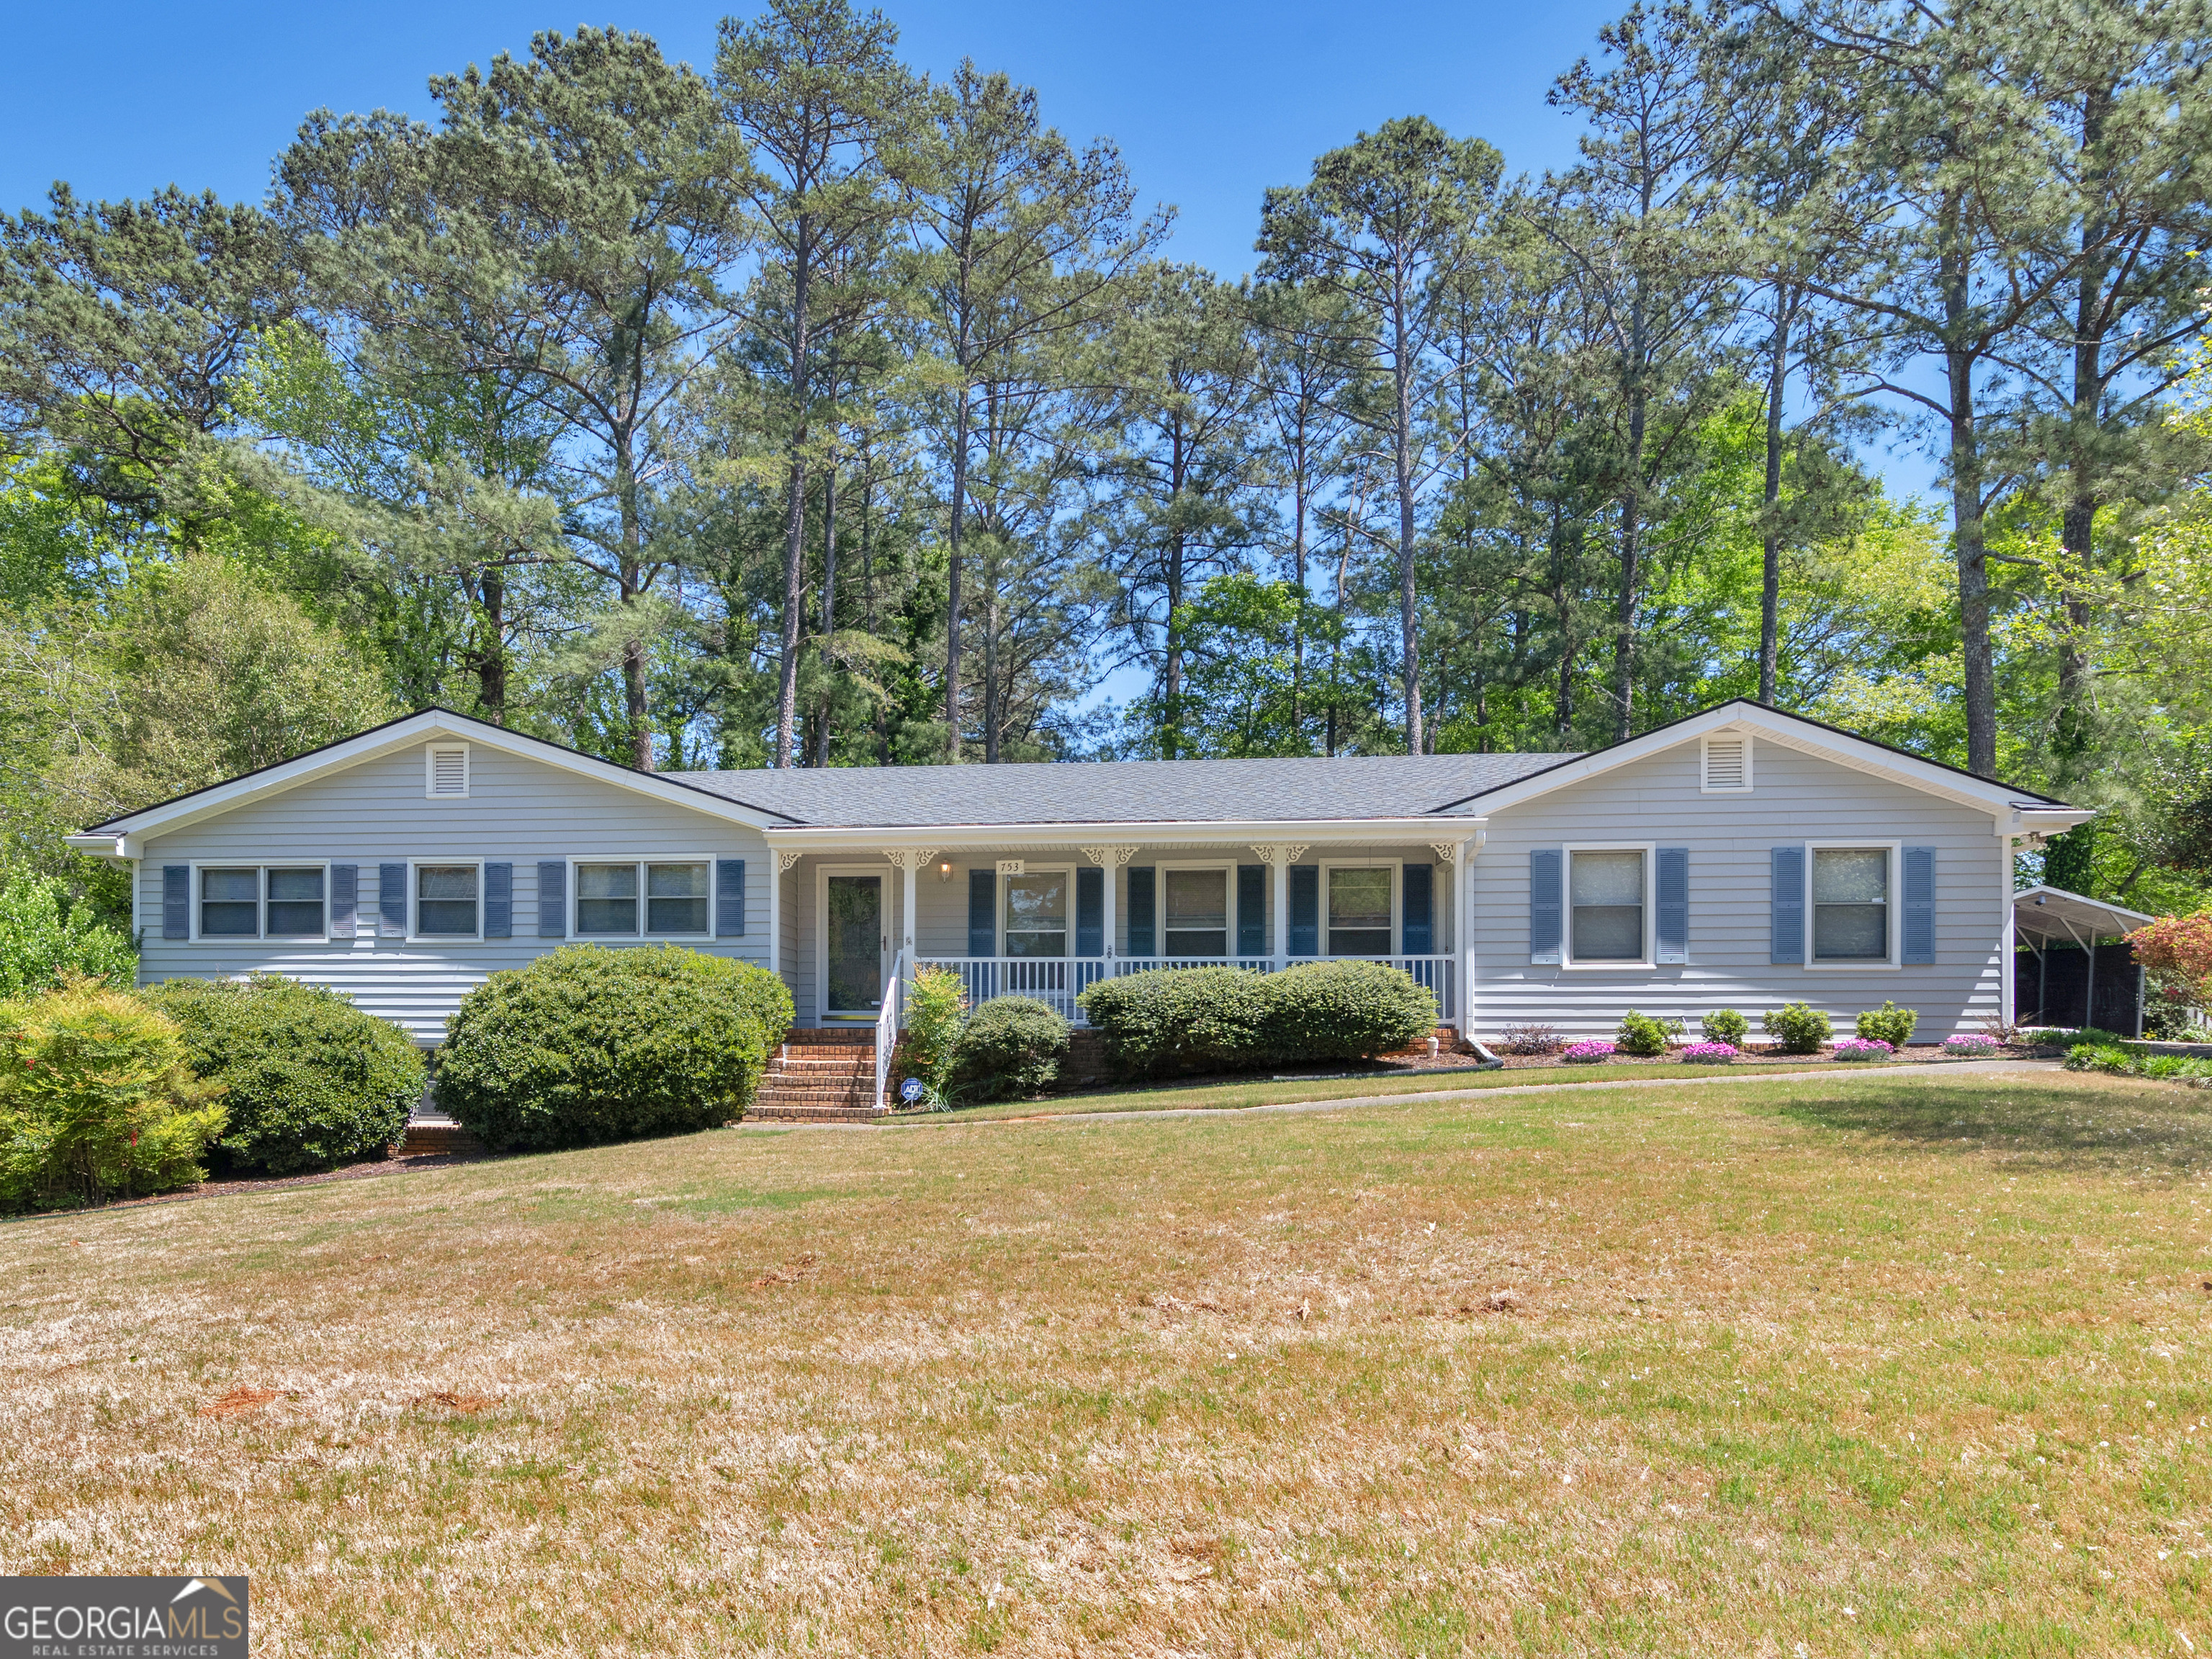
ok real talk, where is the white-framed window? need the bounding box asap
[193,865,328,940]
[569,858,714,939]
[1807,842,1897,967]
[1701,732,1752,792]
[412,861,481,939]
[1002,864,1072,959]
[1564,845,1652,967]
[424,742,471,798]
[1159,862,1233,958]
[1318,860,1396,957]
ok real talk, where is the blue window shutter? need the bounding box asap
[1771,845,1806,963]
[1529,848,1563,965]
[1902,845,1936,964]
[328,863,358,939]
[967,868,996,957]
[378,863,408,938]
[162,866,189,940]
[1401,863,1434,956]
[1287,865,1318,957]
[1236,865,1267,957]
[1126,867,1156,957]
[1076,867,1103,956]
[716,859,747,938]
[1655,847,1689,964]
[537,860,567,938]
[483,862,512,938]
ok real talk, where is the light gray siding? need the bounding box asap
[1465,737,2007,1042]
[138,742,772,1042]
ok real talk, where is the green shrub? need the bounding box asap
[1855,1001,1919,1049]
[436,945,793,1151]
[899,968,966,1108]
[1615,1010,1672,1058]
[1262,960,1437,1062]
[1078,967,1274,1078]
[1701,1008,1750,1046]
[2064,1041,2136,1075]
[0,872,136,999]
[140,975,425,1174]
[2035,1027,2129,1049]
[950,996,1070,1102]
[2139,1055,2212,1081]
[1763,1002,1832,1055]
[0,981,226,1210]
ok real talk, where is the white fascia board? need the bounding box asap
[762,816,1490,852]
[84,710,792,841]
[1445,702,2082,824]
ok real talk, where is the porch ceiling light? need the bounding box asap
[937,860,953,882]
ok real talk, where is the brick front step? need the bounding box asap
[748,1100,885,1123]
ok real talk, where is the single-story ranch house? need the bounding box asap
[68,699,2090,1071]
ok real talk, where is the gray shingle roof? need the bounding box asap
[668,752,1581,828]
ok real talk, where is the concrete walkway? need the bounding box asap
[746,1057,2066,1131]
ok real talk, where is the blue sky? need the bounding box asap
[2,0,1622,277]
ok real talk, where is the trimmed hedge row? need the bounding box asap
[1077,961,1436,1079]
[437,945,793,1151]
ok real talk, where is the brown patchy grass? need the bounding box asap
[2,1068,2208,1656]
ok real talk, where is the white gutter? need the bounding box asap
[759,816,1491,850]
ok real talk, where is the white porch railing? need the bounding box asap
[873,950,904,1112]
[910,956,1456,1027]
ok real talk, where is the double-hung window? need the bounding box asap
[1162,869,1228,958]
[1326,867,1393,956]
[1003,869,1069,958]
[1812,848,1889,961]
[574,860,711,938]
[1568,848,1645,963]
[415,865,480,937]
[197,867,325,939]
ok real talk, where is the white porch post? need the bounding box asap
[769,850,799,982]
[1082,845,1136,966]
[1249,844,1306,970]
[882,848,938,993]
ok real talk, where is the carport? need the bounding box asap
[2013,884,2156,1036]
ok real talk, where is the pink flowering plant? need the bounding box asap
[1678,1041,1738,1063]
[1560,1040,1614,1064]
[1941,1033,2001,1056]
[1833,1037,1893,1060]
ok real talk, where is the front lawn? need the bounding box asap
[2,1068,2206,1655]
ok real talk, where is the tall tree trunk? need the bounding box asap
[773,222,814,770]
[1290,451,1307,736]
[2054,84,2115,788]
[943,390,969,763]
[613,422,653,772]
[1938,196,1998,778]
[1392,296,1424,754]
[1758,292,1792,706]
[1612,280,1649,746]
[475,565,508,725]
[981,559,1000,764]
[812,460,838,768]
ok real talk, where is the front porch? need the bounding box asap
[762,833,1475,1034]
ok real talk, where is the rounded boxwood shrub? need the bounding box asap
[143,974,424,1174]
[1854,1000,1919,1049]
[1763,1001,1833,1055]
[1262,960,1437,1062]
[1076,967,1274,1079]
[1701,1008,1750,1046]
[436,945,793,1151]
[1615,1009,1672,1058]
[949,995,1070,1102]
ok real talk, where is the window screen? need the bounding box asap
[1004,871,1068,958]
[415,865,480,936]
[645,863,709,934]
[1569,850,1644,962]
[1327,868,1392,956]
[1812,848,1888,960]
[1163,869,1228,958]
[265,868,325,937]
[576,863,639,934]
[200,868,259,937]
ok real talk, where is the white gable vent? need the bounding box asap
[426,744,471,799]
[1701,733,1751,793]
